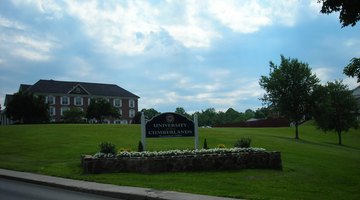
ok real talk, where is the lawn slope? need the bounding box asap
[0,124,359,200]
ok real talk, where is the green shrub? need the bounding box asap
[138,141,144,152]
[217,144,226,148]
[203,138,209,149]
[234,138,251,148]
[99,142,116,154]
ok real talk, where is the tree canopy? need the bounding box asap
[312,81,359,145]
[343,57,360,82]
[86,98,120,123]
[5,92,49,124]
[318,0,360,27]
[259,55,320,139]
[62,108,85,123]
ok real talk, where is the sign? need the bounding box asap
[145,113,195,138]
[141,112,199,151]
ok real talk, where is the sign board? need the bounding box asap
[141,112,198,150]
[145,112,195,138]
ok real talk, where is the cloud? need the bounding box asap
[11,0,64,20]
[208,0,300,33]
[313,67,334,84]
[5,0,306,58]
[208,0,272,33]
[0,16,57,61]
[0,16,27,30]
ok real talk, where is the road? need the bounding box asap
[0,178,123,200]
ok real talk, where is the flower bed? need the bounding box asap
[81,148,282,174]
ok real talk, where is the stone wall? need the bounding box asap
[81,151,282,174]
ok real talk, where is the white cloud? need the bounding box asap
[208,0,272,33]
[343,77,358,89]
[208,0,300,33]
[314,67,334,84]
[6,0,306,57]
[11,0,63,19]
[0,16,57,61]
[12,48,51,61]
[0,16,27,30]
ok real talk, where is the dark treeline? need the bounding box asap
[137,106,277,127]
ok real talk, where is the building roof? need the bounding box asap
[26,79,139,98]
[19,84,32,92]
[353,85,360,97]
[4,94,14,107]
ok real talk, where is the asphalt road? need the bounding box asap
[0,178,124,200]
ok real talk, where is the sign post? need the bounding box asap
[194,114,198,150]
[141,112,198,150]
[141,112,146,151]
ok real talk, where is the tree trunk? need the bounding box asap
[338,131,342,145]
[295,122,299,139]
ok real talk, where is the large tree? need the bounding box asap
[343,57,360,82]
[318,0,360,27]
[141,108,160,120]
[175,107,191,119]
[312,81,359,145]
[5,92,49,124]
[62,108,85,123]
[259,55,320,139]
[86,98,120,123]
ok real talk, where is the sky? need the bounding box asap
[0,0,359,113]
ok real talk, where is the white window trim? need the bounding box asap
[46,96,55,105]
[74,96,83,106]
[129,99,135,108]
[114,98,122,107]
[61,96,70,105]
[49,106,56,116]
[61,107,70,116]
[129,109,135,118]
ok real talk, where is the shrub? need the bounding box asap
[234,138,252,148]
[138,141,144,152]
[118,147,132,153]
[99,142,116,154]
[203,138,209,149]
[217,144,226,148]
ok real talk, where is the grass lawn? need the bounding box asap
[0,123,359,200]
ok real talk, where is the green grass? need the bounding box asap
[0,123,359,200]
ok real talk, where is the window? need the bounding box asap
[61,107,70,116]
[46,96,55,105]
[61,96,70,105]
[129,109,135,118]
[129,99,135,108]
[119,109,122,116]
[114,98,122,107]
[49,106,56,116]
[74,97,83,106]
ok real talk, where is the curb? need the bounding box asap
[0,169,242,200]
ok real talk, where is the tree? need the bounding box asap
[343,57,360,82]
[175,107,191,119]
[259,55,320,139]
[86,98,120,123]
[5,92,49,124]
[62,108,85,123]
[318,0,360,27]
[141,108,160,120]
[197,108,217,126]
[312,81,359,145]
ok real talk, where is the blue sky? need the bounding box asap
[0,0,359,113]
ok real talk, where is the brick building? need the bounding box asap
[3,79,139,124]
